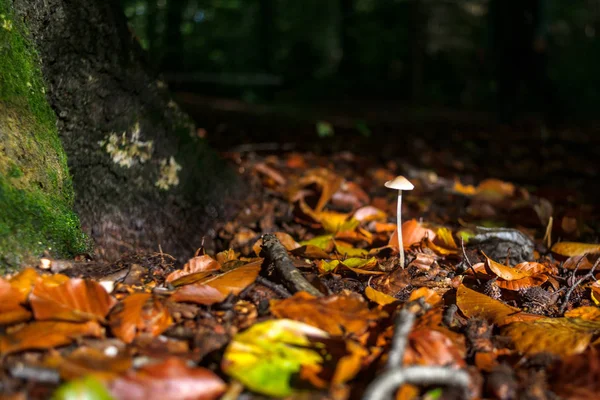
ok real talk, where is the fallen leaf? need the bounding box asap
[551,347,600,399]
[166,255,221,283]
[484,253,532,281]
[109,293,172,344]
[503,317,600,356]
[253,232,300,256]
[0,321,103,355]
[171,284,226,305]
[353,206,386,223]
[551,242,600,258]
[389,219,436,249]
[46,346,132,380]
[270,291,386,337]
[565,306,600,322]
[495,274,549,290]
[365,286,398,306]
[194,261,261,297]
[110,357,225,400]
[408,287,442,307]
[0,279,32,325]
[404,329,466,368]
[222,319,328,397]
[30,278,117,322]
[52,376,113,400]
[456,284,540,326]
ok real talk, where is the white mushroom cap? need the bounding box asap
[384,175,414,191]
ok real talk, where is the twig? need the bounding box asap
[260,234,322,297]
[363,307,470,400]
[9,363,60,384]
[386,309,415,369]
[256,276,292,298]
[362,366,470,400]
[461,237,481,285]
[559,257,600,315]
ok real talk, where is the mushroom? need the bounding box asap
[384,175,414,268]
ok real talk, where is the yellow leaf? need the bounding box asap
[551,242,600,258]
[365,286,398,306]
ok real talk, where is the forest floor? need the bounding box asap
[1,100,600,399]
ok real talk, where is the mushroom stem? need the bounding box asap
[397,193,404,268]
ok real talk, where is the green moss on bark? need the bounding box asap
[0,1,89,271]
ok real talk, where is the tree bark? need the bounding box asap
[1,0,240,269]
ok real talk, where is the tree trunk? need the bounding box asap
[0,0,240,271]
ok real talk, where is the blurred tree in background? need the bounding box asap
[121,0,600,117]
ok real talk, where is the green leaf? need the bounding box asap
[222,319,328,397]
[52,376,114,400]
[316,121,334,138]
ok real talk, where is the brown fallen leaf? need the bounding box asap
[408,287,442,307]
[270,291,386,337]
[166,254,221,283]
[252,232,300,256]
[109,357,226,400]
[30,278,117,323]
[0,321,103,355]
[109,293,172,344]
[45,346,132,380]
[171,284,226,305]
[503,317,600,356]
[495,274,548,291]
[456,284,541,326]
[404,329,466,368]
[551,346,600,399]
[194,261,261,297]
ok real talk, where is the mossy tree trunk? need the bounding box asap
[0,0,240,271]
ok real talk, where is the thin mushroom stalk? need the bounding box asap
[384,176,414,268]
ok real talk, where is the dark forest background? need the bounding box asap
[120,0,600,120]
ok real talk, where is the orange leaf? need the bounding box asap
[0,279,32,325]
[31,278,116,322]
[166,255,221,283]
[0,321,103,355]
[456,284,541,326]
[109,357,226,400]
[390,219,436,249]
[408,287,442,307]
[270,291,386,337]
[109,293,172,344]
[563,255,598,270]
[565,306,600,321]
[484,253,532,281]
[514,261,557,275]
[404,329,466,368]
[365,286,398,306]
[495,274,548,290]
[8,267,39,299]
[551,242,600,258]
[171,284,226,305]
[252,232,300,256]
[195,261,261,297]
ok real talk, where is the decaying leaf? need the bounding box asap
[110,357,226,400]
[222,319,328,397]
[30,278,117,323]
[166,254,221,283]
[0,321,103,355]
[270,291,386,337]
[109,293,172,343]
